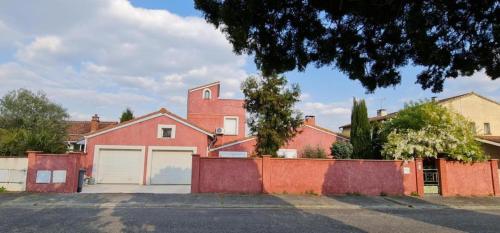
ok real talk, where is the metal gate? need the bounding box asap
[423,168,440,194]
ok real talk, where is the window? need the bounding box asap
[224,117,238,135]
[469,122,476,134]
[157,125,176,139]
[484,123,491,135]
[203,88,211,99]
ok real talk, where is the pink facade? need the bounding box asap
[187,82,246,146]
[85,112,211,181]
[192,156,421,196]
[210,125,348,157]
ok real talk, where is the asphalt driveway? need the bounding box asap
[1,193,499,233]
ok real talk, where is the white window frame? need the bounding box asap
[157,124,176,139]
[202,88,212,99]
[223,116,239,136]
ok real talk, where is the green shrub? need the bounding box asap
[381,101,486,162]
[302,145,327,159]
[0,186,6,192]
[331,141,353,159]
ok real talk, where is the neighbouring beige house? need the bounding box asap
[339,92,500,159]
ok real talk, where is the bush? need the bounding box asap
[381,101,486,162]
[302,145,327,159]
[0,186,6,192]
[331,141,353,159]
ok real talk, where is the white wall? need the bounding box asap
[0,157,28,191]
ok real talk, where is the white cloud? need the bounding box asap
[0,0,249,120]
[443,71,500,97]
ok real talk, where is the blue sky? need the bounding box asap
[0,0,498,131]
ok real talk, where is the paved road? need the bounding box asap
[1,193,499,233]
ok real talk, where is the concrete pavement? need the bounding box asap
[1,193,499,232]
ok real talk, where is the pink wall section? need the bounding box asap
[195,157,263,193]
[192,156,419,196]
[26,151,84,193]
[438,159,500,196]
[85,115,210,178]
[187,83,246,146]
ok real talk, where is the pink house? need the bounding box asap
[82,82,347,189]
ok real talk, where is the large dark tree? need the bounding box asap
[242,74,303,156]
[195,0,499,92]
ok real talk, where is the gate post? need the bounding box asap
[191,154,201,193]
[437,158,449,197]
[415,158,424,197]
[490,159,499,196]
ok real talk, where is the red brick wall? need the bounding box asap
[438,159,499,196]
[192,156,419,196]
[26,151,84,193]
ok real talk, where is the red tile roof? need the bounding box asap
[83,108,214,138]
[66,120,117,142]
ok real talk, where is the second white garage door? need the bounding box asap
[150,150,192,185]
[97,149,144,184]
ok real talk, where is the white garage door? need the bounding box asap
[150,150,192,185]
[97,149,144,184]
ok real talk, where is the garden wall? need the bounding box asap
[438,158,499,196]
[26,151,85,193]
[192,155,423,196]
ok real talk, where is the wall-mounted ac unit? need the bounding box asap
[215,128,225,135]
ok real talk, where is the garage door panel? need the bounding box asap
[97,149,143,184]
[150,151,192,185]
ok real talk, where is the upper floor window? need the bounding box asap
[224,116,238,135]
[203,88,211,99]
[157,125,176,139]
[484,123,491,135]
[469,122,476,135]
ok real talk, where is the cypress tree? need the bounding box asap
[350,99,372,158]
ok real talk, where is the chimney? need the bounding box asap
[90,114,100,132]
[305,115,316,126]
[376,109,387,117]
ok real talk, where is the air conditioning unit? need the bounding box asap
[215,127,225,135]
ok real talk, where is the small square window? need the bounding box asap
[157,125,176,139]
[162,128,172,138]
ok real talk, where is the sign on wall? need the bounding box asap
[36,170,51,183]
[52,170,67,183]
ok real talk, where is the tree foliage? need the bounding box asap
[350,98,372,158]
[120,108,134,123]
[195,0,499,93]
[0,89,69,156]
[242,74,303,156]
[381,101,486,162]
[331,141,353,159]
